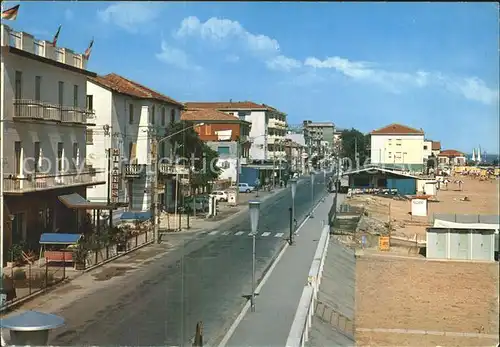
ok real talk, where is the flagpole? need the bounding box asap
[1,14,6,296]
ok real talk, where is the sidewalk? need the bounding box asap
[223,194,335,347]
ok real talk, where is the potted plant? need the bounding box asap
[73,242,88,270]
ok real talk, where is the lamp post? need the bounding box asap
[289,178,297,245]
[248,200,261,312]
[310,172,315,218]
[151,122,204,243]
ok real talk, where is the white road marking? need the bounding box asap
[248,232,257,236]
[235,231,245,236]
[275,232,284,238]
[261,232,271,237]
[209,230,219,236]
[221,231,230,236]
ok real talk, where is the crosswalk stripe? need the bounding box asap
[235,231,245,236]
[222,231,230,236]
[275,233,284,238]
[261,232,271,237]
[209,230,219,235]
[248,232,257,236]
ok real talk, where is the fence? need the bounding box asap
[286,224,330,347]
[1,262,66,311]
[430,213,499,224]
[85,231,153,269]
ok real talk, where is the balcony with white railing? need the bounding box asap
[12,99,95,125]
[123,164,147,178]
[1,24,87,70]
[3,168,105,194]
[158,164,190,176]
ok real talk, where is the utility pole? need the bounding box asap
[151,134,159,243]
[235,136,241,204]
[184,126,190,229]
[106,148,113,229]
[278,140,282,186]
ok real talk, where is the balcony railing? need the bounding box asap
[124,164,147,177]
[158,164,189,176]
[12,99,95,125]
[3,168,105,194]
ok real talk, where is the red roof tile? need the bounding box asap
[185,101,284,113]
[370,123,424,135]
[432,141,441,151]
[90,73,183,106]
[181,108,243,122]
[438,149,464,157]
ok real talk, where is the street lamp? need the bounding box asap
[310,172,315,218]
[152,122,204,243]
[289,178,297,245]
[248,200,261,312]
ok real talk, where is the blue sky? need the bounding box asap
[3,1,499,153]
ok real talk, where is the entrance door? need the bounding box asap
[11,212,26,245]
[456,232,470,260]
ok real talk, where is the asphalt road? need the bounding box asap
[49,173,331,347]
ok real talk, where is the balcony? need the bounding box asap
[268,118,286,129]
[12,99,95,126]
[124,164,147,178]
[158,164,189,176]
[3,168,105,194]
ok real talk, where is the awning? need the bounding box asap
[120,211,152,221]
[59,193,116,210]
[39,233,82,245]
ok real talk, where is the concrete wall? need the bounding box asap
[370,134,425,169]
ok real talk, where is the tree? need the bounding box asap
[340,128,370,167]
[167,121,221,190]
[426,153,436,174]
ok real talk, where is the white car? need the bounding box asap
[210,190,228,202]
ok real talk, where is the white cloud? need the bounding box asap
[98,3,161,33]
[266,55,301,72]
[155,41,201,71]
[175,16,280,55]
[225,54,240,63]
[304,56,498,104]
[64,9,74,21]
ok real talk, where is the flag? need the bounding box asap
[84,37,94,60]
[51,25,61,46]
[1,4,20,20]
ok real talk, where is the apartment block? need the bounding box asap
[1,24,104,260]
[85,73,185,221]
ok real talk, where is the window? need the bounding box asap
[14,141,22,176]
[161,108,166,126]
[217,146,230,155]
[86,95,93,110]
[170,109,175,124]
[150,105,155,124]
[129,104,134,124]
[35,76,41,101]
[73,85,78,107]
[15,71,22,100]
[73,142,79,168]
[161,142,166,158]
[58,81,64,105]
[34,142,40,172]
[205,124,212,135]
[86,129,93,144]
[57,142,64,172]
[424,145,428,150]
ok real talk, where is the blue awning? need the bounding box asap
[39,233,82,245]
[120,211,152,221]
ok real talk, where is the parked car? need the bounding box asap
[182,196,209,213]
[210,190,228,202]
[237,183,255,193]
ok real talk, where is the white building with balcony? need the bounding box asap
[184,101,288,162]
[85,74,184,222]
[1,24,105,261]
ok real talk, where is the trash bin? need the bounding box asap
[228,189,237,206]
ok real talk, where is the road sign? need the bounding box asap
[379,236,390,251]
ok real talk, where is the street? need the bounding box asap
[48,173,330,346]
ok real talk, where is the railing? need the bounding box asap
[13,99,95,125]
[286,225,330,347]
[3,169,104,193]
[124,164,146,176]
[158,163,189,175]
